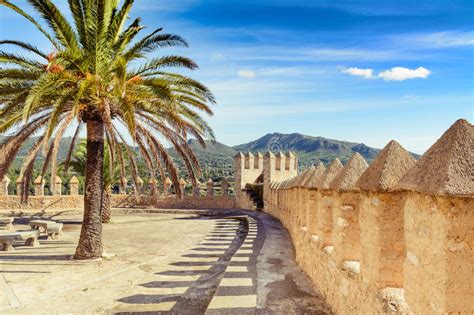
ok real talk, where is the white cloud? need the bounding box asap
[392,31,474,48]
[378,67,431,81]
[238,69,256,79]
[339,67,375,79]
[340,66,431,81]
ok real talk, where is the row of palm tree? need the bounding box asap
[0,0,215,260]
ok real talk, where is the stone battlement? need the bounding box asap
[261,119,473,314]
[234,151,297,209]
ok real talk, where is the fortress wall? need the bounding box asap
[403,193,474,314]
[261,120,473,314]
[0,195,236,213]
[0,177,236,213]
[266,185,473,314]
[333,191,362,264]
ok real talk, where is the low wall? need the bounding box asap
[0,195,236,213]
[265,187,474,314]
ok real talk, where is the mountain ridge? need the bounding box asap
[1,133,419,175]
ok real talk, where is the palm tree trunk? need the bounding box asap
[74,120,104,260]
[101,188,111,223]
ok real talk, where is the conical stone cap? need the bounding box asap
[136,176,144,185]
[179,178,186,185]
[70,176,79,184]
[398,119,474,196]
[304,163,326,187]
[295,169,310,187]
[330,153,368,190]
[34,175,43,184]
[356,140,415,191]
[3,175,11,183]
[316,159,343,189]
[164,177,172,185]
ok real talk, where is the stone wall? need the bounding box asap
[0,195,235,212]
[261,119,473,314]
[234,151,297,209]
[0,176,236,213]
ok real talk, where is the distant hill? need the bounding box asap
[1,133,419,178]
[234,133,382,167]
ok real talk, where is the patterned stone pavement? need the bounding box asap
[0,211,331,314]
[111,212,332,314]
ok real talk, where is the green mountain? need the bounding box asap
[1,133,419,180]
[233,132,382,167]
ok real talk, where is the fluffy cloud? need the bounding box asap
[340,66,431,81]
[238,69,256,79]
[339,67,375,79]
[378,67,431,81]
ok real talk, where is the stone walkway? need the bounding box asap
[0,211,331,314]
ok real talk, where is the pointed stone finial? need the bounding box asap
[356,140,415,191]
[193,181,201,197]
[206,179,214,196]
[1,175,10,195]
[178,178,187,198]
[163,177,172,195]
[304,163,327,188]
[316,159,343,189]
[34,175,43,184]
[330,153,369,190]
[148,177,158,195]
[119,176,128,194]
[221,178,230,196]
[398,119,474,196]
[15,176,23,196]
[69,176,79,195]
[52,175,62,196]
[135,176,144,193]
[34,175,44,196]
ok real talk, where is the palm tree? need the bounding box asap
[64,139,121,223]
[0,0,215,260]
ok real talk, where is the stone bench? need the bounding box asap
[0,217,14,230]
[0,230,40,251]
[29,220,64,239]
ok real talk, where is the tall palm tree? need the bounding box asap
[64,139,122,223]
[0,0,215,260]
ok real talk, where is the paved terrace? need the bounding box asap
[0,210,331,314]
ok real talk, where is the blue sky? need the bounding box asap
[0,0,473,154]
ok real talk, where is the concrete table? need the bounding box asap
[0,217,14,230]
[29,220,63,239]
[0,230,40,251]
